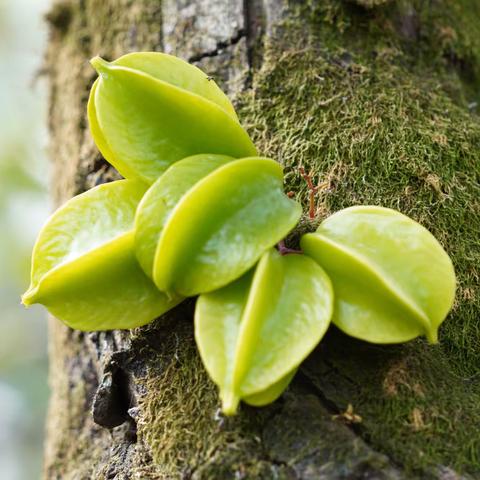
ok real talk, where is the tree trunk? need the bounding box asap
[44,0,479,478]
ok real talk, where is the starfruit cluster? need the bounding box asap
[23,52,456,415]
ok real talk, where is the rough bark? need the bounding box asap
[44,1,479,479]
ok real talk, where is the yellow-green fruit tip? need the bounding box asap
[21,286,38,307]
[221,392,240,416]
[90,56,110,74]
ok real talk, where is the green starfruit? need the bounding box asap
[137,157,302,297]
[195,248,334,415]
[135,153,233,278]
[22,180,181,330]
[88,52,257,184]
[301,206,456,344]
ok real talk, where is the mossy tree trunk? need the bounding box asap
[44,0,479,478]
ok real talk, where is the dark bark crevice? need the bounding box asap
[188,29,247,63]
[92,354,137,431]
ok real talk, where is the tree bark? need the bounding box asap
[44,1,479,479]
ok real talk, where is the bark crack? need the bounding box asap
[188,29,247,63]
[295,368,405,476]
[92,352,137,434]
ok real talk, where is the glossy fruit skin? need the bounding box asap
[195,249,334,415]
[22,180,181,330]
[88,52,257,184]
[135,154,233,278]
[152,157,303,297]
[301,206,456,344]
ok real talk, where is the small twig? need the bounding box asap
[299,167,318,219]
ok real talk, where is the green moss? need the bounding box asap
[304,332,480,477]
[299,0,480,107]
[135,317,271,478]
[236,1,480,475]
[352,0,392,7]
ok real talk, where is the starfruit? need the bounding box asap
[135,156,302,297]
[22,180,181,330]
[301,206,456,344]
[88,52,257,184]
[135,153,233,278]
[195,249,334,415]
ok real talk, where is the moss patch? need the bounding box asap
[303,331,480,477]
[134,314,280,479]
[236,0,480,475]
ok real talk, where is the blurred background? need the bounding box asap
[0,1,51,478]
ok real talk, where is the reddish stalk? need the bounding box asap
[299,166,318,219]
